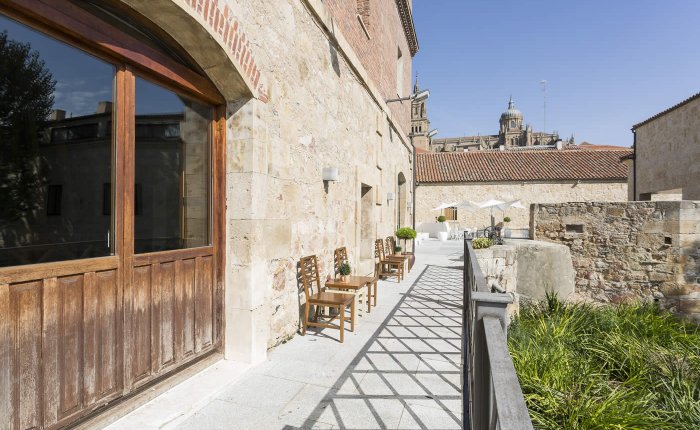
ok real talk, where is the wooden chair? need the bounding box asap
[333,247,349,278]
[375,239,402,282]
[329,247,368,316]
[300,255,355,342]
[385,236,410,275]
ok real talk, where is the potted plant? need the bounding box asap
[394,245,402,254]
[503,216,512,238]
[395,227,417,268]
[338,262,351,282]
[437,215,447,223]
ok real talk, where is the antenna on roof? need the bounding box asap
[540,80,547,133]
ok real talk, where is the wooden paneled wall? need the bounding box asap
[0,265,121,429]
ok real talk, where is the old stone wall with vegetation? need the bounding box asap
[532,201,700,321]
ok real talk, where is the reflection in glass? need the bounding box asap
[134,77,211,254]
[0,15,114,267]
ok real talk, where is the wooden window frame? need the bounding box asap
[0,1,226,298]
[443,207,458,221]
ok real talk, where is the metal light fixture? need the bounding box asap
[387,192,395,201]
[322,167,339,182]
[427,129,439,138]
[386,88,430,104]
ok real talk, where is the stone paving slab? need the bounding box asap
[107,239,465,430]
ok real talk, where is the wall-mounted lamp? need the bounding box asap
[387,192,395,201]
[427,129,439,138]
[386,89,430,105]
[322,167,339,182]
[323,167,339,194]
[407,201,413,210]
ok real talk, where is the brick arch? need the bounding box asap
[121,0,267,102]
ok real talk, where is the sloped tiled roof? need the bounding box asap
[578,142,631,150]
[416,149,632,183]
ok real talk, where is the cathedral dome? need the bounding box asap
[500,96,522,120]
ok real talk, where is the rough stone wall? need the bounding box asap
[415,181,628,232]
[323,0,412,134]
[635,97,700,200]
[532,201,700,321]
[225,0,414,351]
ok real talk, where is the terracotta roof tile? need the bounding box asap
[416,149,632,183]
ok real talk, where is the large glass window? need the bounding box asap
[134,77,211,254]
[0,15,115,267]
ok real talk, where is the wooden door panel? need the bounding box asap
[179,258,196,359]
[11,281,42,430]
[130,265,152,384]
[128,251,216,388]
[158,261,176,369]
[58,275,84,419]
[84,270,120,406]
[0,266,120,430]
[194,256,214,352]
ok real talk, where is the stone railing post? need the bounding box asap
[471,292,512,430]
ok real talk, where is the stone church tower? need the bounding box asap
[499,96,524,147]
[410,77,431,151]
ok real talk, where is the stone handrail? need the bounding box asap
[462,239,534,430]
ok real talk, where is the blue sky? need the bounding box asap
[412,0,700,147]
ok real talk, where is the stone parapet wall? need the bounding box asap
[532,201,700,321]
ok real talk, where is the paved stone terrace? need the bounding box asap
[108,240,465,430]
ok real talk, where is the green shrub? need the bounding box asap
[503,216,511,223]
[437,215,447,222]
[509,294,700,429]
[471,237,493,249]
[395,227,417,240]
[338,262,351,276]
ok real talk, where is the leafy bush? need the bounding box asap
[437,215,447,223]
[471,238,493,249]
[395,227,417,240]
[394,245,402,253]
[338,262,351,276]
[503,216,511,223]
[509,294,700,429]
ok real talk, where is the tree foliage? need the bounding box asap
[0,30,56,220]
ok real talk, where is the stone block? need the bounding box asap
[225,304,270,364]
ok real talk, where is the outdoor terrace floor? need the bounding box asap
[106,239,464,430]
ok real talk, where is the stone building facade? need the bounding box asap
[426,97,568,152]
[531,201,700,321]
[415,148,631,232]
[630,92,700,200]
[0,0,418,427]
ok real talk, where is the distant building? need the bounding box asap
[410,77,431,150]
[629,92,700,200]
[415,147,631,232]
[415,95,572,152]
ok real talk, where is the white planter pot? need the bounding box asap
[438,232,448,242]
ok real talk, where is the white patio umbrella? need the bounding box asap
[477,199,506,209]
[431,201,458,211]
[495,199,526,211]
[454,200,480,212]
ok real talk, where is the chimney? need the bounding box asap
[555,140,563,150]
[96,101,113,114]
[50,109,66,121]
